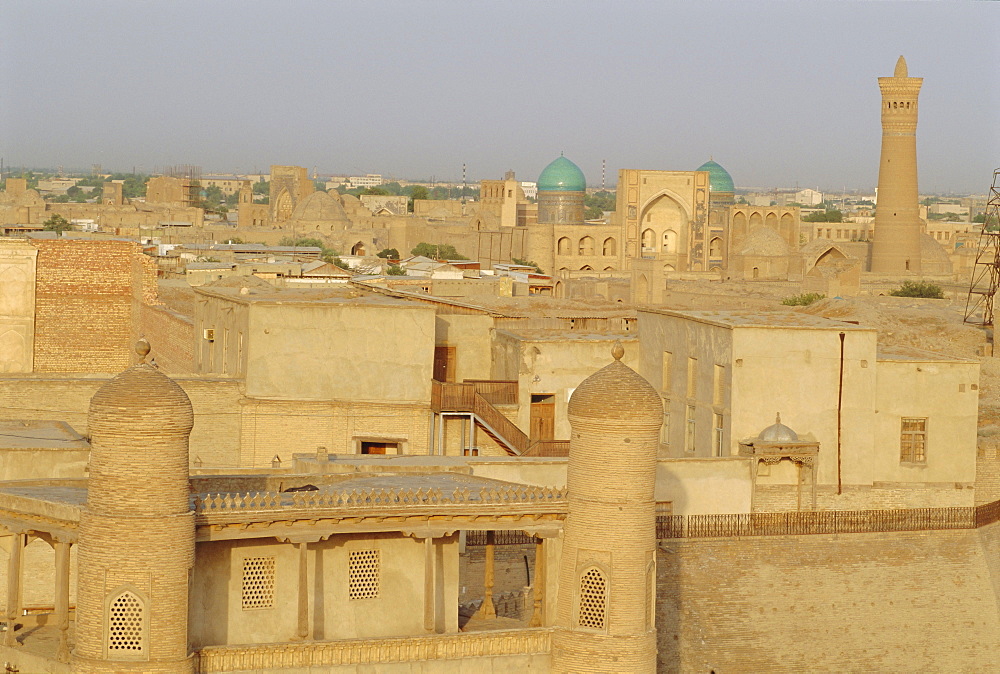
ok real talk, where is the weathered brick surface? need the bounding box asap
[140,303,195,374]
[976,445,1000,505]
[657,524,1000,672]
[32,240,155,373]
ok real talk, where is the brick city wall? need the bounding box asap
[239,399,432,467]
[0,375,242,464]
[141,303,196,374]
[656,522,1000,671]
[32,239,154,372]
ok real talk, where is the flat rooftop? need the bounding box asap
[877,344,977,363]
[640,308,874,331]
[0,420,89,450]
[194,284,427,307]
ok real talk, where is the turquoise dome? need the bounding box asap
[538,156,586,192]
[696,159,734,193]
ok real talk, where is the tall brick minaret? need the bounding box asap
[870,56,924,274]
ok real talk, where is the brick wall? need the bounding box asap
[977,445,1000,505]
[141,303,195,374]
[754,483,975,512]
[32,239,153,372]
[657,524,1000,671]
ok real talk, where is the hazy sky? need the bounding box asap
[1,1,997,192]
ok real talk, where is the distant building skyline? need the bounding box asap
[1,1,996,194]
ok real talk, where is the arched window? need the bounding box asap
[579,236,595,256]
[108,590,146,655]
[557,237,571,256]
[351,241,366,256]
[603,237,617,256]
[641,229,655,251]
[662,230,677,254]
[580,265,593,271]
[275,190,292,221]
[578,567,607,629]
[709,237,722,257]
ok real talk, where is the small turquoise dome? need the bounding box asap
[696,159,734,193]
[538,156,586,192]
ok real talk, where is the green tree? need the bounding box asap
[252,180,269,204]
[512,257,543,273]
[43,214,72,235]
[889,281,944,299]
[803,209,844,223]
[363,187,389,196]
[411,242,468,260]
[376,248,400,259]
[781,292,825,306]
[386,264,406,275]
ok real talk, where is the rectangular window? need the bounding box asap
[242,557,276,609]
[713,364,725,405]
[685,404,696,453]
[900,418,927,463]
[349,550,381,599]
[661,351,672,392]
[237,332,244,375]
[222,328,230,374]
[686,357,698,398]
[713,413,724,457]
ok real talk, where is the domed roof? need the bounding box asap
[290,189,349,222]
[538,156,586,192]
[89,363,193,437]
[740,226,789,256]
[695,159,734,193]
[568,342,662,423]
[757,413,799,443]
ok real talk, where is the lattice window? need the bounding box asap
[242,557,276,609]
[108,591,144,653]
[900,418,927,463]
[349,550,380,599]
[578,567,607,629]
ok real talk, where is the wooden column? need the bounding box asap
[529,536,545,627]
[55,540,71,662]
[295,542,309,640]
[5,531,24,648]
[474,530,496,619]
[423,537,437,632]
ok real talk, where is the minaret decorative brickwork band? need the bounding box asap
[870,56,924,274]
[73,340,196,673]
[551,342,661,673]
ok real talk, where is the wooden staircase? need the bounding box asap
[431,379,540,455]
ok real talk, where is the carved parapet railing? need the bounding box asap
[196,628,553,672]
[655,502,1000,540]
[193,484,567,515]
[976,498,1000,527]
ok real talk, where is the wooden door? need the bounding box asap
[530,394,556,442]
[433,346,456,382]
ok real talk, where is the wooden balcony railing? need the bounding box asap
[464,379,518,405]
